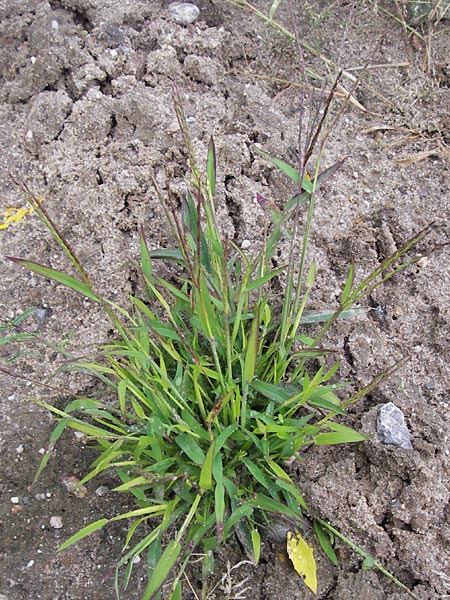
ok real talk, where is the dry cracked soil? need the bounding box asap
[0,1,449,599]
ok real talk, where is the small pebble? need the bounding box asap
[35,493,46,501]
[417,256,428,268]
[16,445,24,454]
[168,2,200,25]
[25,560,34,569]
[62,475,88,498]
[95,485,109,497]
[241,239,251,250]
[11,497,20,504]
[377,402,413,450]
[73,431,87,443]
[34,307,51,325]
[50,516,63,529]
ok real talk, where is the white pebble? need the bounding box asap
[168,2,200,25]
[73,431,87,442]
[241,239,251,250]
[16,445,24,454]
[11,497,20,504]
[417,256,428,268]
[50,516,63,529]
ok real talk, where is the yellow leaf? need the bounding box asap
[0,197,43,230]
[286,531,317,594]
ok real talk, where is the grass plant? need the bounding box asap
[4,81,433,600]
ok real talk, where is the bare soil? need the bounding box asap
[0,1,449,599]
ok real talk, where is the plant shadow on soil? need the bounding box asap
[0,1,449,599]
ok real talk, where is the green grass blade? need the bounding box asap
[299,307,368,324]
[248,493,304,519]
[340,262,355,304]
[222,503,253,539]
[58,518,108,551]
[149,248,185,265]
[8,257,99,302]
[269,0,283,19]
[110,504,168,521]
[313,519,338,566]
[207,136,216,198]
[175,433,205,465]
[253,147,313,192]
[251,380,293,403]
[33,418,69,483]
[199,440,215,491]
[251,528,261,564]
[246,265,285,292]
[142,540,182,600]
[243,305,260,384]
[139,227,153,280]
[315,425,368,445]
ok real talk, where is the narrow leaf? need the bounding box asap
[269,0,283,19]
[340,262,355,304]
[142,540,181,600]
[315,429,368,445]
[253,147,313,192]
[251,380,292,403]
[207,136,216,197]
[139,227,152,280]
[243,305,260,384]
[251,528,261,564]
[58,519,108,551]
[8,258,99,302]
[118,379,127,417]
[199,440,215,491]
[175,432,205,465]
[313,519,338,566]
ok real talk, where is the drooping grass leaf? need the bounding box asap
[58,518,109,551]
[313,519,338,566]
[253,147,313,192]
[7,258,99,302]
[315,422,368,445]
[141,540,181,600]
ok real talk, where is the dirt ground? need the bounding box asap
[0,1,449,599]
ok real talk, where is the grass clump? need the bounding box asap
[6,86,432,600]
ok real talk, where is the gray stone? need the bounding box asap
[168,2,200,25]
[377,402,413,450]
